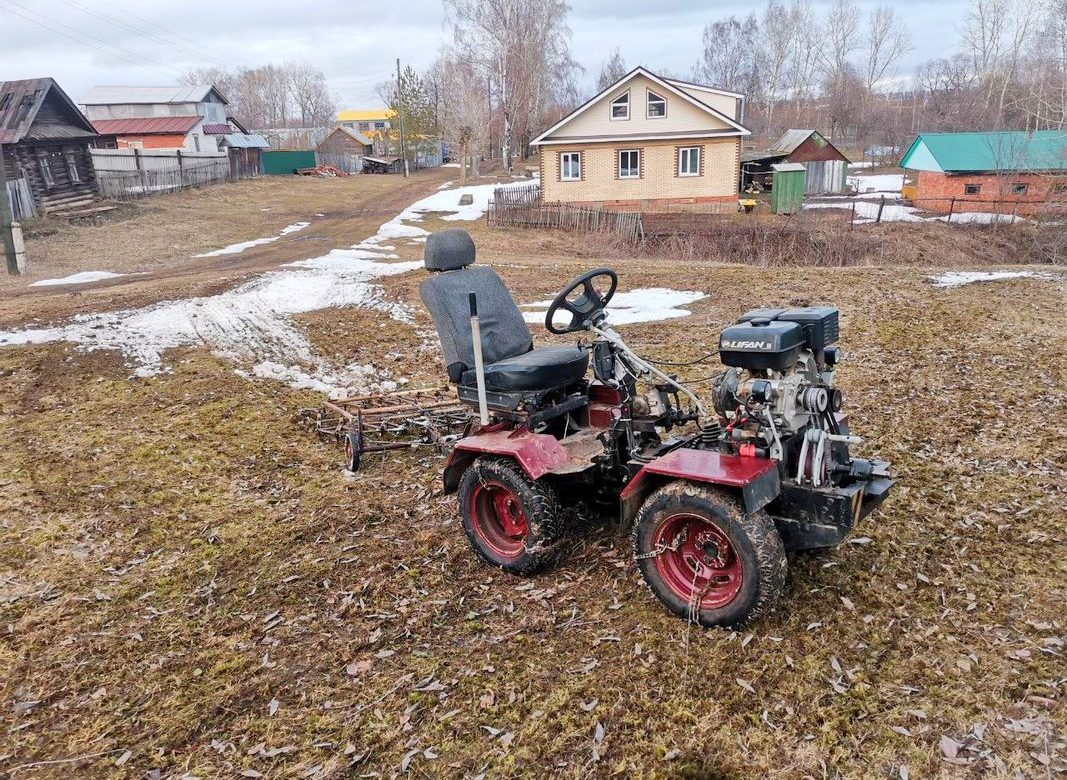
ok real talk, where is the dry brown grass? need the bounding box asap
[0,190,1064,779]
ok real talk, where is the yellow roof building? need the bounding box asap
[336,108,397,123]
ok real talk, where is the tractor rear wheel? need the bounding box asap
[458,457,562,576]
[632,482,786,629]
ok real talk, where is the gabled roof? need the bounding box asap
[0,78,98,144]
[92,116,201,135]
[201,123,231,135]
[742,129,849,163]
[530,66,750,147]
[769,129,822,155]
[900,131,1067,172]
[82,84,228,106]
[337,108,396,122]
[663,76,745,100]
[318,125,373,148]
[222,133,269,149]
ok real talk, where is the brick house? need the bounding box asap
[530,67,749,209]
[900,131,1067,216]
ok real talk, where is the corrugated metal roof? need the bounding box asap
[222,133,269,148]
[82,84,224,105]
[318,125,372,147]
[92,116,201,135]
[336,108,396,122]
[769,129,820,155]
[0,77,98,144]
[901,131,1067,172]
[201,123,231,134]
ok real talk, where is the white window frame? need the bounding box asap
[647,89,667,119]
[610,90,630,121]
[618,149,640,179]
[64,151,81,184]
[678,146,701,177]
[560,151,582,181]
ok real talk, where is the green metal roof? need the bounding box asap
[900,131,1067,172]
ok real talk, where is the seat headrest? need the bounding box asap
[424,229,476,272]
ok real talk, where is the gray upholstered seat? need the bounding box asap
[419,229,588,392]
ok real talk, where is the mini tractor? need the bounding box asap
[419,229,893,628]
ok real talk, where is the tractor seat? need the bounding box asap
[461,345,589,392]
[419,229,590,395]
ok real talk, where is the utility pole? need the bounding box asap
[396,58,409,178]
[0,144,23,275]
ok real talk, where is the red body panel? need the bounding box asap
[621,449,777,500]
[620,448,780,523]
[444,429,571,491]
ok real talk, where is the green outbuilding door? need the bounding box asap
[770,163,807,214]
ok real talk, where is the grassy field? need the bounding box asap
[0,175,1063,779]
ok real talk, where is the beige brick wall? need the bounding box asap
[540,137,740,204]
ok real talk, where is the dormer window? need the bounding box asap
[610,91,629,120]
[647,89,666,118]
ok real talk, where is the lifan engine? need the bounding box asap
[712,307,880,488]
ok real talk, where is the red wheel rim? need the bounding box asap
[468,480,529,560]
[651,512,742,609]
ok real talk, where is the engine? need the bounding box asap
[711,307,872,487]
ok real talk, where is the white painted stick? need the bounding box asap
[469,292,489,425]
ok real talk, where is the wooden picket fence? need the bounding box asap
[487,183,644,243]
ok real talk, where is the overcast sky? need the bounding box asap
[0,0,970,109]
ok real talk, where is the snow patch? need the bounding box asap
[194,221,311,257]
[929,270,1053,288]
[30,271,128,287]
[0,180,515,394]
[522,288,706,326]
[847,173,903,194]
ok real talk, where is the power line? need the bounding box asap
[49,0,249,72]
[103,0,250,68]
[0,4,185,81]
[0,2,188,80]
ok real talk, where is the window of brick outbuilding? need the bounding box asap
[1012,183,1028,195]
[964,183,981,195]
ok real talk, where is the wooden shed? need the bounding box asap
[0,78,102,218]
[316,126,373,173]
[742,129,850,195]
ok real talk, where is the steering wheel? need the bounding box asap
[545,268,618,335]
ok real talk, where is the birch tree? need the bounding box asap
[595,48,628,92]
[692,15,759,95]
[863,5,912,91]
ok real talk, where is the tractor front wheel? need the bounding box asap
[458,457,562,576]
[632,482,786,629]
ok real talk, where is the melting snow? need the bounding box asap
[847,173,904,194]
[0,181,512,395]
[29,271,129,287]
[194,221,311,257]
[929,270,1053,288]
[805,199,1027,225]
[522,288,706,327]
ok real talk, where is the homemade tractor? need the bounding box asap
[416,229,893,628]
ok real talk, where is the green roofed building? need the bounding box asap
[899,130,1067,217]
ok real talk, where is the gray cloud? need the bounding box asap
[0,0,968,110]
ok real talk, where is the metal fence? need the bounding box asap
[829,194,1067,226]
[5,177,35,220]
[317,152,364,174]
[487,184,644,243]
[91,149,234,200]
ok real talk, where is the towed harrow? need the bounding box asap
[302,386,472,472]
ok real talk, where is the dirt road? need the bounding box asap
[0,169,453,329]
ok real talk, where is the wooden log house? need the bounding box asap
[0,78,103,219]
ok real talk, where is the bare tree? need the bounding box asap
[864,5,912,91]
[692,15,760,95]
[595,48,628,92]
[287,62,336,127]
[785,0,820,123]
[444,0,579,171]
[435,57,490,180]
[757,2,795,133]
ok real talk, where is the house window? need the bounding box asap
[37,153,56,189]
[1012,183,1028,195]
[126,140,144,150]
[647,89,666,118]
[194,134,201,152]
[964,183,981,195]
[375,121,386,129]
[0,92,11,112]
[610,91,629,120]
[560,151,581,181]
[1055,183,1067,194]
[678,146,701,176]
[618,149,639,178]
[64,151,81,184]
